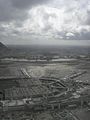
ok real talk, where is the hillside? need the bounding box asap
[0,42,7,49]
[0,42,10,58]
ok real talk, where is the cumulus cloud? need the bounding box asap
[0,0,90,44]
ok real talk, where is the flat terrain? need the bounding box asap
[0,58,90,120]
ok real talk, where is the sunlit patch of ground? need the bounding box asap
[71,109,90,120]
[35,112,53,120]
[26,63,76,78]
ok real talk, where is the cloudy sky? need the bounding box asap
[0,0,90,45]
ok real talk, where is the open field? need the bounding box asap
[0,58,90,120]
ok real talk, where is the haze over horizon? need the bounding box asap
[4,40,90,46]
[0,0,90,46]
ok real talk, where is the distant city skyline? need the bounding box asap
[0,0,90,45]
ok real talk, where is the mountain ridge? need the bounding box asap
[0,42,10,58]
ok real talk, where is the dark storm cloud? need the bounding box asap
[11,0,49,9]
[66,31,90,40]
[0,0,28,22]
[0,0,12,21]
[77,31,90,40]
[85,10,90,25]
[0,0,49,22]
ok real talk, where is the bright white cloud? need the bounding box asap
[21,2,90,40]
[0,0,90,45]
